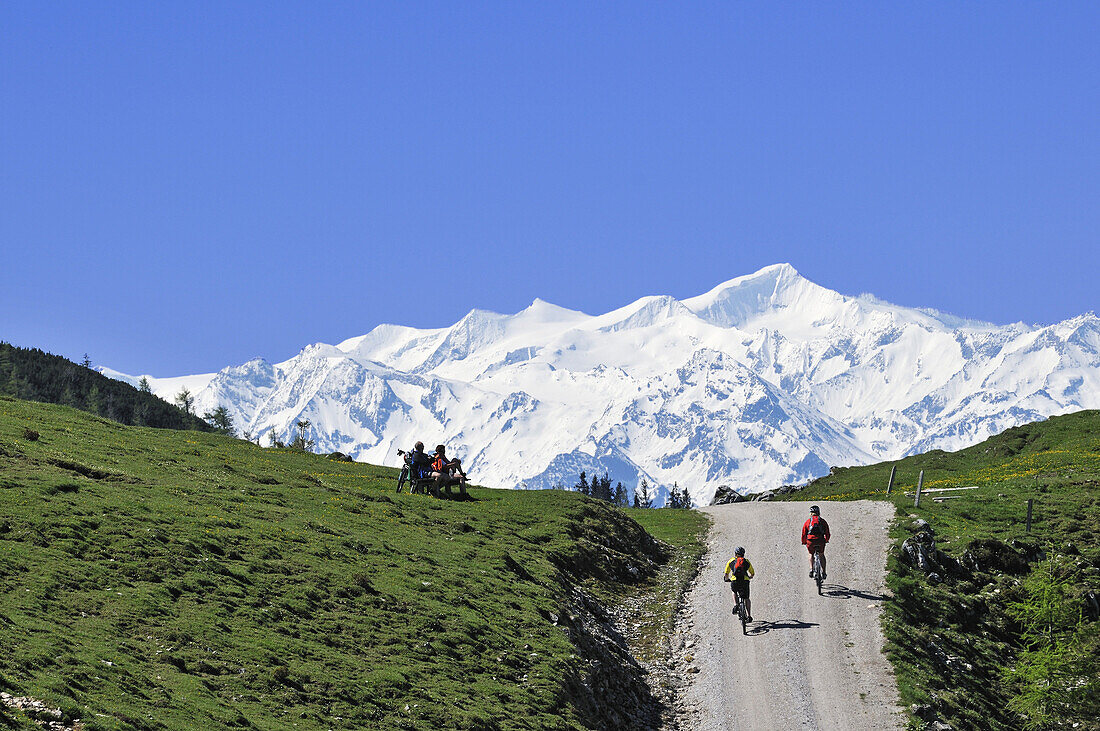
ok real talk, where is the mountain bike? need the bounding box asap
[727,579,751,634]
[811,549,824,595]
[395,450,411,493]
[734,589,750,634]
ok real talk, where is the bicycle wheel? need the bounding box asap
[739,600,749,634]
[813,551,823,595]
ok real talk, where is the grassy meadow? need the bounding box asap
[0,396,706,731]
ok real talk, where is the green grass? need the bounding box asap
[619,509,708,666]
[0,396,706,730]
[781,410,1100,730]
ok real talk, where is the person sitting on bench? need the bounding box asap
[407,441,433,494]
[430,444,468,499]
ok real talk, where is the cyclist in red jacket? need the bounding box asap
[801,505,830,579]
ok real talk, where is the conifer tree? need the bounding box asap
[133,399,149,427]
[290,419,315,451]
[664,486,679,509]
[593,473,613,502]
[138,376,152,394]
[665,483,691,509]
[174,388,195,415]
[574,471,590,496]
[676,482,692,508]
[614,481,627,506]
[204,405,236,437]
[86,384,101,415]
[1004,550,1100,727]
[61,384,81,409]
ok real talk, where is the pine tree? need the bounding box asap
[133,399,149,427]
[664,486,679,509]
[614,481,627,506]
[665,483,691,509]
[635,479,652,509]
[61,383,81,409]
[203,405,236,437]
[290,419,315,451]
[86,384,101,416]
[138,376,152,394]
[592,472,612,502]
[81,353,92,369]
[175,388,195,415]
[574,471,589,496]
[1004,550,1100,727]
[676,482,692,509]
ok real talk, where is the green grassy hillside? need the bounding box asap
[0,396,706,731]
[786,410,1100,730]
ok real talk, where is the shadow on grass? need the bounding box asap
[821,583,888,601]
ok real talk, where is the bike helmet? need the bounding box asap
[734,546,745,557]
[809,505,820,515]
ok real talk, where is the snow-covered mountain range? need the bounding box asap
[103,264,1100,506]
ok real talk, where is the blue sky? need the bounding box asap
[2,2,1097,375]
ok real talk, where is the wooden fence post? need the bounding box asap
[1026,499,1033,533]
[886,464,897,496]
[915,470,924,508]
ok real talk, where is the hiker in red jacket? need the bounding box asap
[801,505,830,579]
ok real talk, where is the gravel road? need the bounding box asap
[674,501,904,731]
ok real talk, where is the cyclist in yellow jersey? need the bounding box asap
[723,546,755,622]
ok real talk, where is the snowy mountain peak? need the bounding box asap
[117,265,1100,506]
[598,295,694,332]
[682,262,826,329]
[517,298,586,324]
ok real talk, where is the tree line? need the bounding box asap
[567,470,692,509]
[0,342,210,431]
[0,342,322,454]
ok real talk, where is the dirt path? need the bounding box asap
[674,501,904,731]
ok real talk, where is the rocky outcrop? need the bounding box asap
[749,484,805,502]
[901,521,1045,585]
[0,692,83,730]
[900,523,966,583]
[546,500,674,729]
[709,485,746,505]
[561,587,663,729]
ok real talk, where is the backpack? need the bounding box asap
[806,516,823,538]
[732,557,748,580]
[431,456,446,473]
